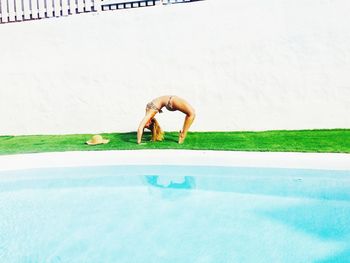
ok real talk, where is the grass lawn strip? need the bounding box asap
[0,129,349,155]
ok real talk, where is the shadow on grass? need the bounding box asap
[117,131,180,144]
[164,132,179,143]
[0,136,15,141]
[117,132,137,144]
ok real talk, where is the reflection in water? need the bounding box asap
[2,165,350,262]
[145,175,196,190]
[144,175,196,200]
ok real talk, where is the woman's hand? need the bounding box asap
[137,111,157,144]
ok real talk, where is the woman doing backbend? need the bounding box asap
[137,95,195,144]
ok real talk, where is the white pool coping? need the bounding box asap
[0,150,350,172]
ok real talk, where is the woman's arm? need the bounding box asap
[137,111,156,144]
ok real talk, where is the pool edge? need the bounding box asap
[0,150,350,171]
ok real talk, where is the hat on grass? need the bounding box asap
[86,135,110,145]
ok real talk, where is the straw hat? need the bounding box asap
[86,135,110,145]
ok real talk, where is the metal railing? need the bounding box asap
[0,0,202,24]
[0,0,101,23]
[101,0,193,11]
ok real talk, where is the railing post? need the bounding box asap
[61,0,69,16]
[15,0,23,21]
[69,0,77,15]
[23,0,31,19]
[0,0,9,23]
[8,0,16,21]
[84,0,92,12]
[93,0,101,12]
[37,0,46,18]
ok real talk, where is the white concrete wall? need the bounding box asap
[0,0,350,135]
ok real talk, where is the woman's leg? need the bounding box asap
[179,113,195,144]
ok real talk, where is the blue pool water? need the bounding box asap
[0,165,350,263]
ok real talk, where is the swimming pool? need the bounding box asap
[0,151,349,263]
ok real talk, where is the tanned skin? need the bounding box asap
[137,95,196,144]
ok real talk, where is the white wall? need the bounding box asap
[0,0,350,135]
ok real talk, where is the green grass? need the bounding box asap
[0,129,350,155]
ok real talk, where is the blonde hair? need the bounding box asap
[149,118,164,141]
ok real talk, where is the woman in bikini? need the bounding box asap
[137,95,196,144]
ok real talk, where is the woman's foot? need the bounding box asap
[178,130,185,144]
